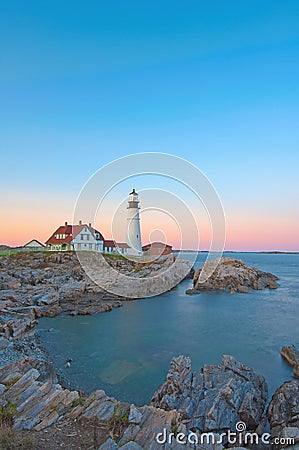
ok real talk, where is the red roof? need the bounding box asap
[45,224,85,245]
[92,228,105,241]
[103,240,129,248]
[142,242,172,250]
[117,242,130,248]
[104,239,116,247]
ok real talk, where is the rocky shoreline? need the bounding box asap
[0,251,190,339]
[281,345,299,379]
[0,251,192,385]
[186,257,279,295]
[1,252,298,449]
[0,353,298,449]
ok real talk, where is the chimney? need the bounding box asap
[65,221,68,226]
[89,222,92,227]
[79,220,82,225]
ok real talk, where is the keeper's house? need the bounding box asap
[45,221,104,252]
[103,240,130,255]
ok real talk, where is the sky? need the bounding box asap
[0,1,299,250]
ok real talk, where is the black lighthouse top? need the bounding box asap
[127,188,140,209]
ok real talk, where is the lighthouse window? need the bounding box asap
[137,235,138,238]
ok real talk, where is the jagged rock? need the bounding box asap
[151,355,268,433]
[5,310,38,338]
[6,354,299,450]
[0,358,79,431]
[127,405,186,449]
[33,290,59,306]
[281,346,299,379]
[267,380,299,449]
[98,438,119,449]
[121,442,143,450]
[129,404,143,424]
[66,389,119,422]
[236,285,249,293]
[99,440,144,450]
[185,288,200,295]
[0,336,9,350]
[187,257,279,294]
[0,252,126,345]
[1,252,190,336]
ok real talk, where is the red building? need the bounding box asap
[142,241,172,256]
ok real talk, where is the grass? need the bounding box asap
[106,405,130,442]
[0,250,46,257]
[71,393,87,409]
[0,404,35,449]
[0,426,35,450]
[0,403,17,427]
[0,251,20,257]
[104,253,126,260]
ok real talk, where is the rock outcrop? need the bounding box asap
[151,355,268,434]
[0,356,79,431]
[187,257,279,294]
[281,345,299,379]
[0,252,124,342]
[0,252,192,341]
[267,380,299,449]
[0,357,187,449]
[78,251,192,298]
[0,355,276,450]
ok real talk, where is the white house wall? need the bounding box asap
[25,240,44,248]
[72,226,98,251]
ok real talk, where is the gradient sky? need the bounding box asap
[1,1,299,250]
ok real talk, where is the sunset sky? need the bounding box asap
[1,1,299,251]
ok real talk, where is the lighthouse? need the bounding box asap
[126,189,142,256]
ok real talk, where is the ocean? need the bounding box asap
[37,252,299,406]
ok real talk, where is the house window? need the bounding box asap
[81,235,84,240]
[89,243,92,250]
[87,235,90,240]
[77,244,81,250]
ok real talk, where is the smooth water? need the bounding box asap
[37,252,299,406]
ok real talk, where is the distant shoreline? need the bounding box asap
[1,244,299,255]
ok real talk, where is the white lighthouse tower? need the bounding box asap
[126,189,142,256]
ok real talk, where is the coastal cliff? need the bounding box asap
[0,251,191,341]
[0,251,192,369]
[151,354,268,433]
[1,252,297,449]
[187,257,279,294]
[0,355,298,449]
